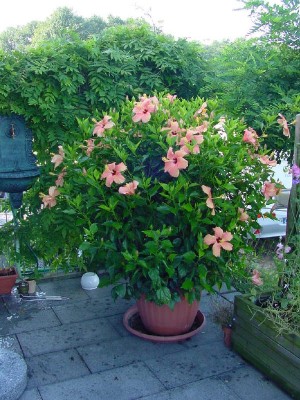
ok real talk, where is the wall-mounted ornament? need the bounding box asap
[0,114,40,208]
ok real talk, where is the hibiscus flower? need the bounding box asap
[163,148,188,177]
[242,128,259,148]
[132,98,157,123]
[251,269,263,286]
[118,180,139,195]
[201,185,215,215]
[262,181,279,200]
[42,186,60,208]
[277,114,290,138]
[180,129,204,154]
[101,162,127,187]
[51,146,64,169]
[204,227,233,257]
[93,116,115,137]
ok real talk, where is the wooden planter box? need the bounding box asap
[232,295,300,399]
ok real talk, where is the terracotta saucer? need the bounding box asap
[123,305,206,343]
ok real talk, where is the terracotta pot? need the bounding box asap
[137,295,200,336]
[222,325,232,348]
[0,269,18,295]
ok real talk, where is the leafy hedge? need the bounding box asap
[0,22,206,161]
[203,39,300,161]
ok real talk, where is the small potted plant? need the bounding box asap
[210,295,234,347]
[40,93,280,336]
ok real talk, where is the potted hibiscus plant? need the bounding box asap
[41,93,280,335]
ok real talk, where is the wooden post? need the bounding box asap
[285,114,300,240]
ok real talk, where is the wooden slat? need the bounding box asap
[232,295,300,399]
[233,337,300,399]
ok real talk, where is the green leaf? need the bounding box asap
[183,251,196,263]
[148,269,160,285]
[156,287,171,304]
[111,284,126,299]
[89,223,98,234]
[79,242,91,251]
[99,205,111,211]
[181,278,194,290]
[62,209,76,215]
[182,203,194,212]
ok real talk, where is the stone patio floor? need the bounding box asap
[0,275,292,400]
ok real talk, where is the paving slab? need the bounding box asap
[19,388,43,400]
[84,284,116,299]
[37,278,90,302]
[0,298,7,310]
[26,348,90,388]
[219,365,292,400]
[144,341,245,389]
[198,292,213,315]
[0,334,23,355]
[52,296,134,324]
[106,313,131,337]
[1,308,61,335]
[17,317,120,357]
[77,335,187,373]
[38,362,165,400]
[140,376,240,400]
[184,315,224,348]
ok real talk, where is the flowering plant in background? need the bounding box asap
[42,94,281,305]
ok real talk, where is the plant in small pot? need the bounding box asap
[210,295,234,348]
[40,93,280,337]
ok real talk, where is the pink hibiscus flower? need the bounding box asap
[118,180,139,195]
[42,186,60,208]
[195,121,209,133]
[204,227,233,257]
[242,128,259,148]
[277,114,290,138]
[259,155,277,166]
[201,185,215,215]
[163,148,188,177]
[101,162,127,187]
[262,181,279,200]
[251,269,263,286]
[85,138,96,156]
[161,120,184,140]
[55,169,67,187]
[238,207,249,222]
[51,145,64,169]
[193,102,208,118]
[132,98,157,123]
[166,93,177,103]
[180,129,204,154]
[93,116,115,137]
